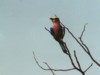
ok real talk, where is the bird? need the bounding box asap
[50,15,68,53]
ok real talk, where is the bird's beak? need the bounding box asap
[50,18,53,20]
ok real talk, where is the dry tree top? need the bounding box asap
[33,21,100,75]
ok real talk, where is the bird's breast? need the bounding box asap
[53,24,61,33]
[52,23,63,40]
[51,22,64,41]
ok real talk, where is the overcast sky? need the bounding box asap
[0,0,100,75]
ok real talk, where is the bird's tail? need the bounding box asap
[59,41,68,54]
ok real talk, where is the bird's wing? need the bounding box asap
[62,26,65,37]
[50,27,54,36]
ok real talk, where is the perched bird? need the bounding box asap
[50,15,68,53]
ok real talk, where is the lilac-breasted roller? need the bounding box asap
[50,16,68,53]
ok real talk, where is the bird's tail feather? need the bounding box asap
[59,41,68,54]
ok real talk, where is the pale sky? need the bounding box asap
[0,0,100,75]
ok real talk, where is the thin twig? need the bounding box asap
[44,62,55,75]
[67,48,77,69]
[45,27,51,33]
[74,51,82,70]
[33,52,47,70]
[84,63,93,73]
[79,24,89,52]
[79,24,100,66]
[33,51,75,72]
[80,23,88,39]
[48,68,75,71]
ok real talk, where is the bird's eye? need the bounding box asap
[55,18,59,20]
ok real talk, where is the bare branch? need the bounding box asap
[79,24,89,52]
[44,62,55,75]
[33,52,47,70]
[78,24,100,66]
[61,22,87,53]
[45,27,51,33]
[63,43,86,75]
[74,51,82,70]
[66,48,77,69]
[33,51,55,73]
[33,51,75,72]
[89,53,100,66]
[84,63,93,73]
[80,23,88,39]
[61,23,100,66]
[48,68,75,71]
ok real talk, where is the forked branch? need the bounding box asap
[61,23,100,66]
[79,24,100,66]
[33,52,75,74]
[44,62,55,75]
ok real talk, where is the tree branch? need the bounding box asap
[45,27,51,34]
[44,62,55,75]
[84,63,93,73]
[79,24,100,66]
[64,45,77,69]
[33,52,47,70]
[74,51,82,70]
[61,23,100,66]
[33,51,75,72]
[64,43,86,75]
[79,23,89,52]
[80,23,88,40]
[61,24,87,53]
[73,50,92,75]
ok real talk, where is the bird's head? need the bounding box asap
[50,15,60,23]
